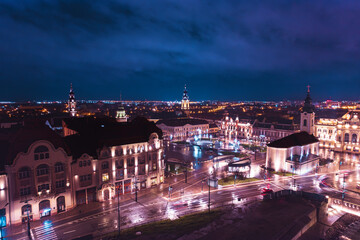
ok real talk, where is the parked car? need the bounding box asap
[261,188,273,195]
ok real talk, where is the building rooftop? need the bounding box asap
[0,121,70,169]
[156,118,208,127]
[64,116,163,159]
[267,131,318,148]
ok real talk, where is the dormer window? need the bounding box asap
[34,146,49,160]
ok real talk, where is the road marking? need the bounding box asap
[63,230,76,234]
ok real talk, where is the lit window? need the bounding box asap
[102,173,109,182]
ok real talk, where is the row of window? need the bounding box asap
[89,156,156,170]
[18,163,65,179]
[20,180,66,196]
[79,160,91,167]
[318,129,334,134]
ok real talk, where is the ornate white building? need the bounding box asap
[220,115,252,140]
[316,110,360,153]
[156,118,209,141]
[265,87,320,174]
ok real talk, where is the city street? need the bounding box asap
[4,148,360,240]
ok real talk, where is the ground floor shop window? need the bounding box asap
[39,200,51,218]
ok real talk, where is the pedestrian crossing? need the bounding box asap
[33,220,58,240]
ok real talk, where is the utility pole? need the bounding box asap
[342,173,346,201]
[293,166,295,189]
[117,186,121,236]
[208,178,210,213]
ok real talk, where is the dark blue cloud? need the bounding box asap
[1,0,360,101]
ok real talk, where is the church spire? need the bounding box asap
[303,85,314,113]
[68,83,76,117]
[181,84,190,117]
[182,84,189,101]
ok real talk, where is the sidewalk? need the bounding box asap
[3,187,160,239]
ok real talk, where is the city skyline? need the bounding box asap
[2,1,360,101]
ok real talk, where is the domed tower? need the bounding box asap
[300,85,315,135]
[181,84,190,117]
[68,83,77,117]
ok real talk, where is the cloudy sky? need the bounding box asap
[1,0,360,101]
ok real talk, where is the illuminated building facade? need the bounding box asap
[68,83,77,117]
[0,123,73,225]
[115,106,128,122]
[220,115,252,140]
[265,131,320,174]
[0,117,164,225]
[265,88,320,174]
[156,118,209,141]
[252,120,298,143]
[63,117,164,203]
[181,85,190,117]
[316,110,360,153]
[220,114,297,143]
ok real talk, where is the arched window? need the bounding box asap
[303,119,307,127]
[22,204,32,215]
[344,133,350,143]
[34,145,49,160]
[36,164,49,176]
[352,134,357,143]
[102,161,109,170]
[54,162,64,173]
[18,166,31,179]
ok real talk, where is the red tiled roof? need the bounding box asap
[0,122,70,169]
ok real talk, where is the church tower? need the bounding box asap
[300,85,315,135]
[181,84,190,117]
[68,83,77,117]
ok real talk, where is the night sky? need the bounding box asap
[1,1,360,101]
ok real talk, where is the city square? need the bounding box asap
[1,1,360,240]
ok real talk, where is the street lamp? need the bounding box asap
[132,175,138,202]
[208,177,211,213]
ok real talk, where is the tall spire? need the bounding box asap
[303,85,314,113]
[68,83,76,117]
[182,84,189,101]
